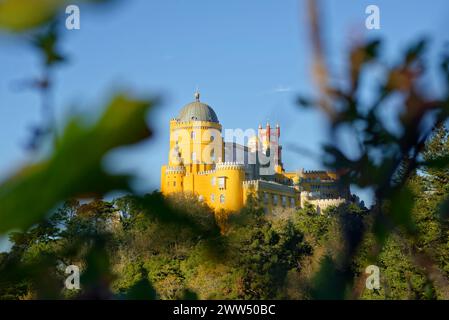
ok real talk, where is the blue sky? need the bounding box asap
[1,0,449,250]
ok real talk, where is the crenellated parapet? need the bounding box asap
[197,169,216,175]
[242,180,259,186]
[304,170,326,174]
[311,197,345,205]
[170,119,222,130]
[303,196,347,214]
[215,162,245,171]
[165,166,186,174]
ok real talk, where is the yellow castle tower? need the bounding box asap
[160,91,245,212]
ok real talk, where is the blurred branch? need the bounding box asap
[306,0,336,120]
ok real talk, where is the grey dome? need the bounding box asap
[177,92,219,123]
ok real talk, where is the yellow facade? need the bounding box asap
[292,169,349,199]
[161,92,350,214]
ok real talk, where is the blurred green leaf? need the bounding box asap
[79,236,114,299]
[32,22,65,66]
[0,0,61,32]
[124,266,157,300]
[310,255,350,300]
[0,0,120,32]
[0,94,154,234]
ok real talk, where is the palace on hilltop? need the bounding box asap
[160,92,352,214]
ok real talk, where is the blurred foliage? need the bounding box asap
[0,0,449,301]
[0,0,61,32]
[0,94,154,233]
[300,0,449,299]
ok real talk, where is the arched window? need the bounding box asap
[210,149,215,161]
[220,194,225,204]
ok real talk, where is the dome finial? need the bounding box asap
[194,87,200,101]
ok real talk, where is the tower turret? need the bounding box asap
[214,162,245,212]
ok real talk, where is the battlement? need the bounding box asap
[243,180,259,186]
[302,169,328,174]
[305,197,347,214]
[215,162,245,170]
[197,169,216,175]
[165,166,186,174]
[310,197,345,204]
[170,119,221,129]
[299,168,337,176]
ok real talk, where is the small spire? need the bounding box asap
[194,87,200,101]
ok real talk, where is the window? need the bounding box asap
[191,131,196,140]
[173,181,176,187]
[211,177,216,186]
[218,177,226,189]
[282,196,286,206]
[220,194,225,204]
[210,149,215,161]
[273,195,278,205]
[263,192,269,204]
[211,194,215,202]
[290,197,295,208]
[191,152,196,162]
[210,135,215,142]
